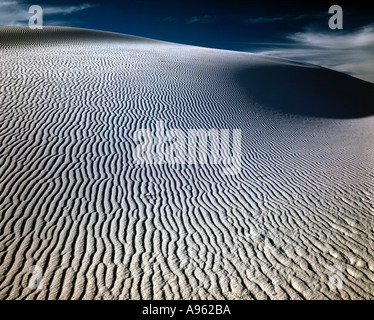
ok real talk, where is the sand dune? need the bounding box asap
[0,27,373,300]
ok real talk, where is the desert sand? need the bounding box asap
[0,27,373,299]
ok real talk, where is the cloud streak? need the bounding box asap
[161,16,174,23]
[186,15,214,25]
[253,25,374,83]
[0,1,96,26]
[44,4,96,16]
[245,13,323,24]
[245,16,286,24]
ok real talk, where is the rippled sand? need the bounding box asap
[0,27,374,300]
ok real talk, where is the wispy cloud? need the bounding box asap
[245,16,286,24]
[245,13,323,24]
[0,1,96,26]
[43,4,96,16]
[252,24,374,83]
[287,26,374,49]
[161,16,174,23]
[186,15,214,25]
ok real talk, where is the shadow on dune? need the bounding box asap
[236,62,374,118]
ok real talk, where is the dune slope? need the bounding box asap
[0,27,373,300]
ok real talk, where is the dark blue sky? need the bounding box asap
[1,1,374,82]
[38,1,374,50]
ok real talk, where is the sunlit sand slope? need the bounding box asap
[0,27,373,300]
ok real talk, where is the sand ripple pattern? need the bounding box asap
[0,27,374,300]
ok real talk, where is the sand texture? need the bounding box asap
[0,27,374,300]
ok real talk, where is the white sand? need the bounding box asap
[0,27,373,300]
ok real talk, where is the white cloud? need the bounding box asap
[253,25,374,83]
[43,4,96,16]
[287,25,374,49]
[0,1,96,26]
